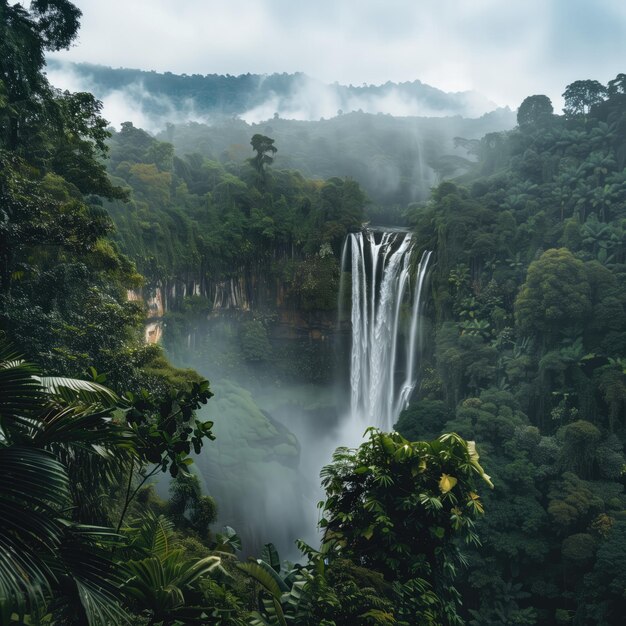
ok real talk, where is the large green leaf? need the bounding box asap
[237,561,287,596]
[261,543,281,574]
[0,348,45,440]
[36,376,120,406]
[0,446,69,614]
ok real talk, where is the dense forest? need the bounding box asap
[156,109,514,208]
[2,1,626,625]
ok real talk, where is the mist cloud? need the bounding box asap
[47,62,218,132]
[49,0,626,113]
[46,61,500,131]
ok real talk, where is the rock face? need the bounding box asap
[145,321,163,344]
[128,263,341,347]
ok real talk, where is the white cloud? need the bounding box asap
[49,0,626,112]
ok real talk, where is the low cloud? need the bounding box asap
[242,75,496,123]
[47,62,216,132]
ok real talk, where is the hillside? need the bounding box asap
[46,60,503,122]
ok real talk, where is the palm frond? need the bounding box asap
[121,556,185,611]
[33,404,130,449]
[36,376,120,407]
[127,512,176,561]
[173,554,223,588]
[121,550,223,617]
[0,350,46,439]
[57,524,131,626]
[0,446,70,615]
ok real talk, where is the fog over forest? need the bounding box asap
[47,60,506,128]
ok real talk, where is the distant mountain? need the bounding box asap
[46,61,506,129]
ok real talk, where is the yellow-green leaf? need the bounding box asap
[439,473,458,493]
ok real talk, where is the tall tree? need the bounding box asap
[249,133,277,177]
[562,80,607,117]
[517,94,554,128]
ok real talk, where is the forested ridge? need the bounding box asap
[48,60,500,119]
[157,108,514,209]
[1,1,626,624]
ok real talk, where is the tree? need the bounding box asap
[249,133,277,177]
[319,428,493,624]
[517,95,553,128]
[607,73,626,96]
[0,0,81,151]
[562,80,607,117]
[0,0,135,380]
[515,248,591,341]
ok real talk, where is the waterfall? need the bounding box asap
[343,230,431,431]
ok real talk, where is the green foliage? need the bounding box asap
[122,377,214,481]
[561,533,596,567]
[289,252,340,311]
[547,472,603,531]
[240,320,272,362]
[515,248,591,340]
[249,134,277,178]
[394,399,451,441]
[4,11,626,622]
[405,74,626,623]
[120,549,224,623]
[168,473,218,536]
[0,338,130,622]
[562,80,607,117]
[319,428,492,624]
[517,95,554,128]
[557,420,601,478]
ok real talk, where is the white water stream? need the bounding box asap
[341,230,431,431]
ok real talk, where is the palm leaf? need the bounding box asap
[0,446,70,615]
[121,556,185,612]
[127,512,175,561]
[57,524,131,626]
[36,376,120,406]
[0,348,46,438]
[33,404,130,449]
[174,554,223,588]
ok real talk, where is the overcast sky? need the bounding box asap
[48,0,626,110]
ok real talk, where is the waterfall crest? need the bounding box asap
[342,230,431,431]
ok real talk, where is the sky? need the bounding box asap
[48,0,626,111]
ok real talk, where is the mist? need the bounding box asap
[156,309,349,559]
[46,62,215,133]
[46,60,502,132]
[239,74,497,123]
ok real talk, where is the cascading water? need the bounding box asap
[341,230,431,431]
